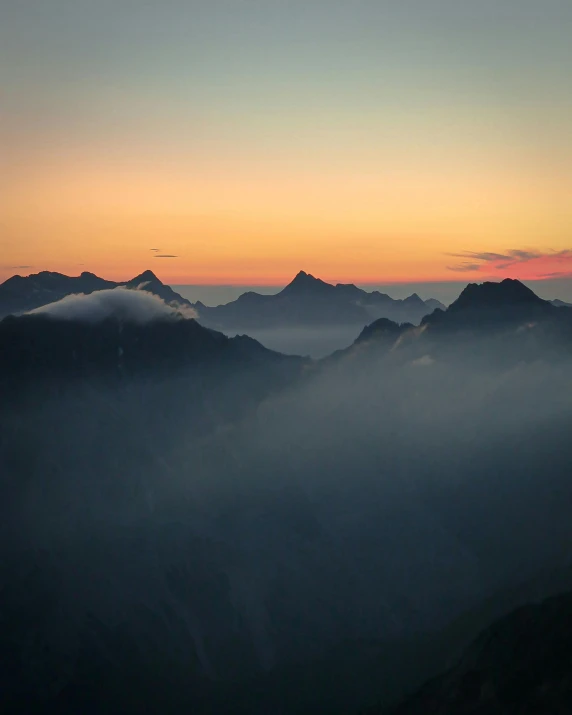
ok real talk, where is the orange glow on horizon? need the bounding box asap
[2,142,571,286]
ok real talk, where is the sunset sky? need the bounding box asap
[2,1,571,286]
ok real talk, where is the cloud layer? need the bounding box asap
[28,287,195,324]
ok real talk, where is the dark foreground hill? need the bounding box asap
[383,590,572,714]
[0,311,301,386]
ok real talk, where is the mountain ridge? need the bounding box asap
[0,269,195,319]
[333,278,572,366]
[196,270,446,331]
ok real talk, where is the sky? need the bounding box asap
[1,1,572,286]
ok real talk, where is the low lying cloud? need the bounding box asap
[447,248,572,279]
[28,287,196,324]
[153,254,178,259]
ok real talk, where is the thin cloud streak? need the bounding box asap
[446,249,572,280]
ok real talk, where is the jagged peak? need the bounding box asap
[355,317,404,344]
[127,270,161,285]
[403,293,423,304]
[280,270,332,294]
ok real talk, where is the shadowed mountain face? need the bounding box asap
[0,269,194,319]
[332,279,572,369]
[0,310,305,412]
[196,271,445,332]
[386,591,572,714]
[435,278,554,329]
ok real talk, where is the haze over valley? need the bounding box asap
[3,272,572,712]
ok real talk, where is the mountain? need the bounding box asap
[441,278,553,325]
[551,298,572,308]
[4,274,572,715]
[0,270,116,318]
[123,269,196,309]
[335,278,572,364]
[196,271,445,331]
[387,590,572,714]
[0,269,194,319]
[0,309,304,400]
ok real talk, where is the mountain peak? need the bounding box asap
[280,270,332,295]
[403,293,423,305]
[128,270,161,285]
[449,279,547,313]
[290,270,316,285]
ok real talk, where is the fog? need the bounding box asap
[225,325,363,358]
[29,287,197,323]
[2,327,572,713]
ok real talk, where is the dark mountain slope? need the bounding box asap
[333,279,572,367]
[387,590,572,714]
[430,278,554,329]
[0,311,305,402]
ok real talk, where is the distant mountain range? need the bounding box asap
[4,269,571,353]
[0,269,194,319]
[196,270,446,330]
[2,271,572,375]
[0,269,445,329]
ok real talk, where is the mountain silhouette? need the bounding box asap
[421,278,556,336]
[196,271,445,331]
[124,270,195,308]
[0,270,116,317]
[335,279,572,366]
[278,270,335,296]
[448,278,549,313]
[0,310,305,398]
[0,269,194,319]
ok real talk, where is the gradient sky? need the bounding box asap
[2,1,571,285]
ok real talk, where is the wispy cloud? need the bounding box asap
[153,254,178,259]
[150,248,160,252]
[447,262,482,273]
[446,249,572,279]
[536,271,572,279]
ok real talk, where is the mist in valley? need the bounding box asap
[2,303,572,713]
[224,325,363,358]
